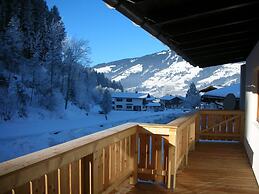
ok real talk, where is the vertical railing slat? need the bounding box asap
[60,165,69,194]
[130,133,138,185]
[32,175,45,194]
[71,161,80,194]
[47,170,58,194]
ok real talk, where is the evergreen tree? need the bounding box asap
[100,89,112,120]
[1,16,23,74]
[185,82,201,108]
[49,6,61,23]
[20,0,34,58]
[32,0,48,59]
[45,20,65,88]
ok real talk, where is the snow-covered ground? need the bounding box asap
[0,105,186,162]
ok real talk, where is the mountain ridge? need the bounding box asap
[94,50,242,97]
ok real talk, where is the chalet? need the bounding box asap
[112,92,150,111]
[160,95,184,108]
[201,84,240,109]
[1,1,259,194]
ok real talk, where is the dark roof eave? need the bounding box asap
[104,0,196,66]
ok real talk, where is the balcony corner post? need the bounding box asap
[195,111,201,143]
[240,112,245,143]
[167,127,177,190]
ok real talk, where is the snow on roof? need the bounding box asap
[112,92,149,99]
[146,96,156,101]
[146,102,161,107]
[160,95,185,101]
[203,84,240,98]
[175,96,185,100]
[160,95,174,101]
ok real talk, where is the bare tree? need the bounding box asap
[63,38,90,109]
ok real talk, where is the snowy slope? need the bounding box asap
[0,104,185,162]
[94,50,243,97]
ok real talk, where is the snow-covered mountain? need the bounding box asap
[94,50,242,97]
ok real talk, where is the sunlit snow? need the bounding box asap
[94,65,115,73]
[112,64,143,82]
[142,61,201,96]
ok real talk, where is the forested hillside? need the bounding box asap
[0,0,123,121]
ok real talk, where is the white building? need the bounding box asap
[112,92,150,111]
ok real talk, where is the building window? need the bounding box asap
[126,98,132,102]
[126,106,132,109]
[116,98,123,102]
[116,105,123,109]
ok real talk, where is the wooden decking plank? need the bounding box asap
[123,142,259,194]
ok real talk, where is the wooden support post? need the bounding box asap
[172,146,177,190]
[189,122,196,151]
[167,146,172,189]
[240,113,245,143]
[195,112,200,143]
[167,128,177,190]
[185,126,189,167]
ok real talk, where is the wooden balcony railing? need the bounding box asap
[0,110,244,194]
[198,110,244,142]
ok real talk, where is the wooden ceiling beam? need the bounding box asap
[156,1,259,26]
[171,18,259,38]
[191,50,250,60]
[186,44,254,57]
[176,30,256,46]
[181,37,255,52]
[195,57,245,68]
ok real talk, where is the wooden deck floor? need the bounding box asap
[120,142,259,194]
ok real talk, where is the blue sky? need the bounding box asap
[46,0,168,66]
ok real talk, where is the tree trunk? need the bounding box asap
[30,71,35,105]
[65,77,69,110]
[65,64,72,110]
[50,61,54,89]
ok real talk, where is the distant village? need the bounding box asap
[111,83,240,112]
[112,92,184,112]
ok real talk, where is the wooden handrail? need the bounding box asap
[200,109,244,115]
[168,111,198,128]
[201,115,240,133]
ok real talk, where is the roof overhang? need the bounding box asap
[104,0,259,68]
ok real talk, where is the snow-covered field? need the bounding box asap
[0,105,185,162]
